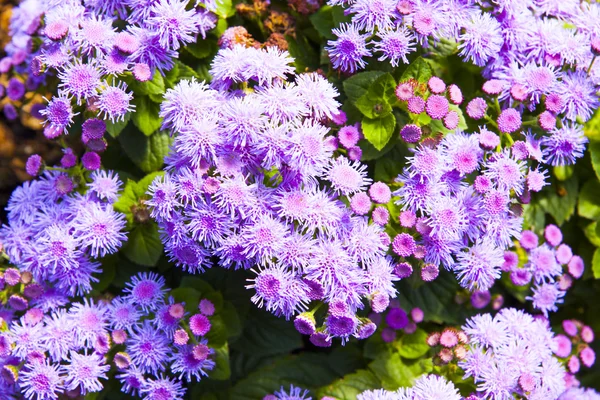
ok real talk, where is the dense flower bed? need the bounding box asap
[0,0,600,399]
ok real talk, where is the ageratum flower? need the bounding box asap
[149,46,389,342]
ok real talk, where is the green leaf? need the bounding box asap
[231,348,361,400]
[394,329,429,359]
[368,350,433,390]
[553,165,574,181]
[133,71,165,96]
[186,39,218,59]
[372,142,410,182]
[317,369,380,400]
[584,222,600,247]
[92,255,117,293]
[286,34,319,73]
[121,222,163,267]
[578,180,600,220]
[361,114,396,151]
[230,307,302,357]
[590,140,600,181]
[131,96,163,136]
[221,301,242,340]
[395,270,464,324]
[354,73,397,119]
[585,109,600,141]
[210,344,231,380]
[215,0,234,18]
[309,6,336,40]
[370,73,397,105]
[113,172,163,226]
[105,113,131,138]
[205,314,229,347]
[309,6,350,40]
[170,287,202,311]
[538,177,578,225]
[400,57,433,83]
[522,202,546,233]
[343,71,385,105]
[593,248,600,279]
[119,130,172,173]
[355,94,392,119]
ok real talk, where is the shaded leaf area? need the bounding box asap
[396,270,468,324]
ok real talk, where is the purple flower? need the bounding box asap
[374,27,416,67]
[170,342,215,381]
[40,93,76,135]
[455,240,504,291]
[458,12,503,66]
[97,81,135,122]
[559,70,599,122]
[528,282,565,316]
[148,0,200,50]
[7,77,25,101]
[58,61,101,104]
[127,321,171,374]
[140,375,186,400]
[327,23,371,73]
[20,360,64,400]
[123,272,166,312]
[542,123,588,166]
[64,352,109,394]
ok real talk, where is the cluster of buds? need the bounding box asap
[554,319,596,384]
[427,328,469,365]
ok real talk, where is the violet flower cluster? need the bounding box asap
[3,0,216,159]
[149,44,395,344]
[0,271,216,399]
[504,224,586,316]
[0,170,127,296]
[392,126,531,291]
[329,0,596,170]
[459,308,566,399]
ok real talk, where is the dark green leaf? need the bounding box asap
[400,57,433,83]
[394,329,429,359]
[538,177,578,225]
[119,130,172,173]
[309,6,336,40]
[578,180,600,220]
[230,307,302,357]
[286,34,319,73]
[121,222,163,267]
[131,96,163,136]
[343,71,385,105]
[361,114,396,151]
[205,314,229,347]
[317,369,380,400]
[186,39,218,59]
[105,113,131,138]
[395,270,464,324]
[170,287,202,311]
[210,344,231,380]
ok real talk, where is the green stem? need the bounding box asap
[588,55,597,76]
